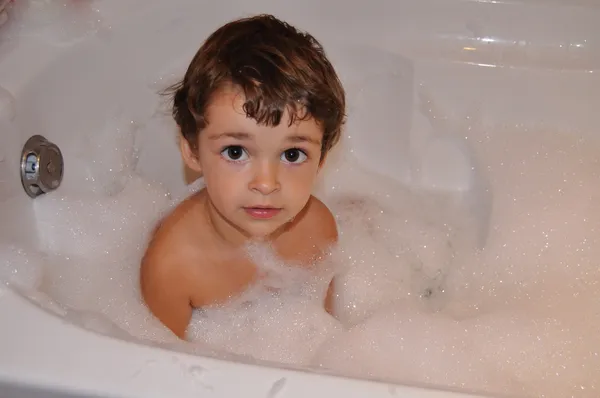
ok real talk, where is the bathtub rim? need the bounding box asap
[0,288,500,398]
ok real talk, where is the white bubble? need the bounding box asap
[188,243,342,366]
[59,108,143,196]
[0,243,44,291]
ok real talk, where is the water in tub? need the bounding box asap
[1,2,599,398]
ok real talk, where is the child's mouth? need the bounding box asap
[243,207,282,219]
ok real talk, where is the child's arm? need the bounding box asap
[306,196,339,317]
[140,239,193,340]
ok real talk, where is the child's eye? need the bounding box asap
[281,148,308,164]
[221,146,248,162]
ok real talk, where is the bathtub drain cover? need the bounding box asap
[20,135,64,198]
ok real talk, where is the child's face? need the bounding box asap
[185,86,325,239]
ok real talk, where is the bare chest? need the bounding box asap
[188,237,318,308]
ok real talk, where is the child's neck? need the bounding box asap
[203,194,285,248]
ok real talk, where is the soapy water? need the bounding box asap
[0,100,599,398]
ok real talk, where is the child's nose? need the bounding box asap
[249,160,281,195]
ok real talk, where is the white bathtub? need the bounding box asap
[0,0,599,397]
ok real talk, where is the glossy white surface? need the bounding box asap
[0,0,599,397]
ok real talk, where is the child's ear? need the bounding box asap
[179,137,203,175]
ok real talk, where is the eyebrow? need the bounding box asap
[209,132,251,140]
[286,135,321,146]
[209,132,321,146]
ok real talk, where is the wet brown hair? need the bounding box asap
[166,14,346,159]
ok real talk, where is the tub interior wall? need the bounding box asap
[1,0,600,397]
[9,0,600,197]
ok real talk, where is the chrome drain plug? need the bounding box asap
[20,135,64,198]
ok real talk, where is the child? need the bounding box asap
[140,14,346,339]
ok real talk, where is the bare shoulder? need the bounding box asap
[140,192,207,338]
[303,195,339,243]
[142,192,206,269]
[276,195,338,264]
